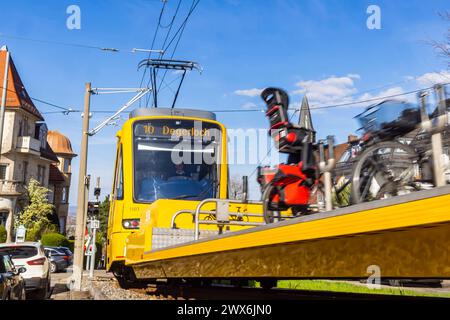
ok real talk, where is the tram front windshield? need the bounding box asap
[133,119,221,202]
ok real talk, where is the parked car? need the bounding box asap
[0,242,51,299]
[0,254,26,300]
[44,247,69,273]
[46,246,73,266]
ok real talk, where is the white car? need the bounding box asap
[0,242,51,299]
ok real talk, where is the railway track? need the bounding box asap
[88,272,448,300]
[127,282,438,300]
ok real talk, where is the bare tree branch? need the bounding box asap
[430,11,450,68]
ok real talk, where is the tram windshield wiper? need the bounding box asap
[172,183,218,200]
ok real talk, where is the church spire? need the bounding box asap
[298,95,315,143]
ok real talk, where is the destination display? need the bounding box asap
[134,119,221,139]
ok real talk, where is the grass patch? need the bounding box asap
[273,280,450,298]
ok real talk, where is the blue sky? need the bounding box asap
[1,0,449,203]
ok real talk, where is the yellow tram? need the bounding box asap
[106,108,265,286]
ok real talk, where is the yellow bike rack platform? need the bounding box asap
[128,186,450,280]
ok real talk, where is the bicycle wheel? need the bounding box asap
[351,141,419,204]
[262,183,283,224]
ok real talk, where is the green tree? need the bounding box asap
[97,195,110,243]
[15,179,56,241]
[0,225,6,243]
[332,179,352,207]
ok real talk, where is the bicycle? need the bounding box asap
[350,87,448,203]
[257,88,328,223]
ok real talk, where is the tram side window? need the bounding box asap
[115,146,124,200]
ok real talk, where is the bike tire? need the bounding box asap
[350,140,418,204]
[262,183,280,224]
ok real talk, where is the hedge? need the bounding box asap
[26,224,59,242]
[40,233,70,248]
[0,225,6,243]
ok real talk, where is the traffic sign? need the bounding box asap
[85,244,94,256]
[15,225,26,243]
[90,219,100,229]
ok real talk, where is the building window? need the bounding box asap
[37,165,46,185]
[63,158,71,173]
[41,130,47,148]
[337,150,351,164]
[37,166,42,184]
[48,185,55,204]
[0,164,7,180]
[61,187,68,204]
[23,161,28,184]
[18,120,23,137]
[0,211,7,226]
[23,116,29,136]
[36,123,48,149]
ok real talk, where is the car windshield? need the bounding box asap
[47,249,65,255]
[133,119,221,202]
[0,246,38,259]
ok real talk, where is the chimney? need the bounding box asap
[348,134,358,142]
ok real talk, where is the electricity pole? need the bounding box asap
[70,83,148,291]
[72,83,91,291]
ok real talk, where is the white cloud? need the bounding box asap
[234,88,263,97]
[347,74,361,79]
[241,102,258,109]
[359,86,405,101]
[293,74,360,106]
[415,71,450,86]
[290,73,414,112]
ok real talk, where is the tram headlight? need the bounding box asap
[122,219,140,229]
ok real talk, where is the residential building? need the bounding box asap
[0,46,59,241]
[47,130,77,234]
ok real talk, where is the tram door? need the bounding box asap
[107,142,124,268]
